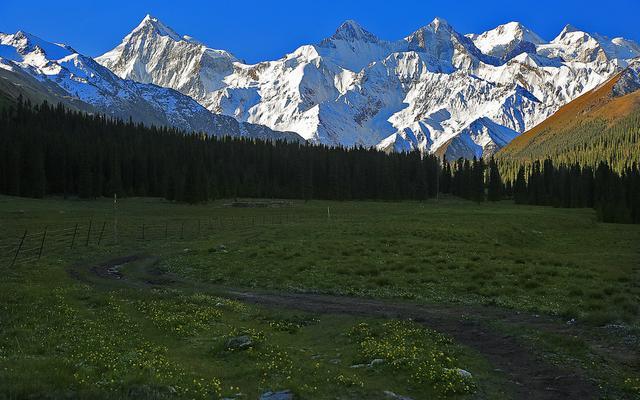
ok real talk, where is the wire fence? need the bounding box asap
[0,212,313,267]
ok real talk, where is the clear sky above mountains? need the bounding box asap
[1,0,638,63]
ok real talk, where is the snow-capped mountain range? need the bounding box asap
[0,30,302,142]
[2,16,639,157]
[96,15,640,158]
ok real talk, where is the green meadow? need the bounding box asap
[0,196,638,399]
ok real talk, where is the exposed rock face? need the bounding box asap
[612,60,640,97]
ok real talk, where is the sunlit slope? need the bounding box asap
[498,62,640,170]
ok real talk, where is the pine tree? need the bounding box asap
[487,157,502,201]
[513,167,528,204]
[77,150,93,199]
[471,157,485,202]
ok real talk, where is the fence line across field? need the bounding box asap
[0,212,316,267]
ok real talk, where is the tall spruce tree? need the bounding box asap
[487,157,503,201]
[471,157,485,202]
[513,166,528,204]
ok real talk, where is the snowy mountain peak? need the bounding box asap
[0,30,74,62]
[488,22,544,43]
[131,14,185,42]
[503,21,527,31]
[314,19,390,71]
[405,18,494,68]
[12,30,33,42]
[325,20,379,44]
[540,24,640,63]
[552,24,599,46]
[406,18,454,47]
[556,24,580,39]
[470,21,546,60]
[405,17,454,42]
[140,14,153,23]
[429,17,452,32]
[612,37,640,49]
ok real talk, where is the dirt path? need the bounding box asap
[227,290,597,400]
[70,255,603,400]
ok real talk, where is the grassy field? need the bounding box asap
[0,195,639,399]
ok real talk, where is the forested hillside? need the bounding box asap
[499,111,640,179]
[498,65,640,178]
[0,100,444,203]
[1,100,638,223]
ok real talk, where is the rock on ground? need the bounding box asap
[259,390,294,400]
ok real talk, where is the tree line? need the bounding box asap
[509,160,640,224]
[0,100,638,224]
[0,100,445,202]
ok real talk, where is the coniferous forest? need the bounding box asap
[0,100,638,224]
[498,111,640,176]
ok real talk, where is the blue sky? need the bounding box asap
[1,0,638,63]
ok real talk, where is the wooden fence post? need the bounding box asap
[85,220,92,247]
[70,223,79,249]
[180,221,184,240]
[11,230,27,267]
[98,221,106,246]
[38,227,48,260]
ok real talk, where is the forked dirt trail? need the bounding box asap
[70,255,606,400]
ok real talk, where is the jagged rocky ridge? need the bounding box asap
[0,30,302,142]
[97,16,640,158]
